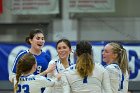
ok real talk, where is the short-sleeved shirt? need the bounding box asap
[63,63,112,93]
[105,63,129,93]
[14,74,59,93]
[12,50,51,75]
[44,57,75,93]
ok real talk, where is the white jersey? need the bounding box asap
[120,70,129,93]
[62,63,112,93]
[105,63,129,93]
[14,74,60,93]
[44,58,75,93]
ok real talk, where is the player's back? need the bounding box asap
[65,63,112,93]
[14,74,55,93]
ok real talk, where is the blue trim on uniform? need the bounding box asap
[55,61,59,73]
[12,50,28,73]
[41,87,45,93]
[111,63,124,91]
[121,74,124,89]
[70,66,73,70]
[55,58,74,73]
[83,76,88,83]
[47,78,52,81]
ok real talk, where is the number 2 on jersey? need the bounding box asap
[17,84,30,93]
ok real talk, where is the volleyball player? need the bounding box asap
[14,53,61,93]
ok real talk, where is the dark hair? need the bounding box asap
[56,39,71,49]
[76,41,94,78]
[25,29,44,45]
[56,38,71,62]
[14,53,36,92]
[76,41,92,56]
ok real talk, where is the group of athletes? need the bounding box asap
[9,29,129,93]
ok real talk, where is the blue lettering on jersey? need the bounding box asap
[20,77,35,81]
[17,84,30,93]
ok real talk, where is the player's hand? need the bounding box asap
[47,63,56,73]
[56,73,62,80]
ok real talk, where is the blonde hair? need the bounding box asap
[109,42,129,74]
[76,41,94,78]
[76,53,94,78]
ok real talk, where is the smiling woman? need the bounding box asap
[44,38,75,93]
[9,29,53,85]
[102,42,129,93]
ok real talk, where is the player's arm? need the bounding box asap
[9,55,21,83]
[9,51,26,83]
[46,59,59,78]
[9,73,16,83]
[106,66,119,93]
[39,75,61,87]
[102,69,112,93]
[61,73,71,93]
[39,63,56,76]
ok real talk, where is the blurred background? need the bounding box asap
[0,0,140,93]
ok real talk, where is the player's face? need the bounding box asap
[30,33,45,51]
[57,42,71,60]
[102,44,116,64]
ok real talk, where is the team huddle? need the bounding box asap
[9,29,129,93]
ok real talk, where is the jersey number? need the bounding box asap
[17,84,30,93]
[37,66,42,73]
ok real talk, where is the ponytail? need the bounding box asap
[76,53,94,78]
[109,42,129,75]
[14,65,22,92]
[119,49,129,74]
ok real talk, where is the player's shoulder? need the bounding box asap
[34,75,47,81]
[105,63,119,69]
[69,64,76,70]
[49,57,59,64]
[41,50,48,54]
[35,75,54,83]
[94,63,107,74]
[39,50,51,60]
[95,63,105,70]
[65,68,77,77]
[40,50,50,57]
[17,50,28,56]
[15,50,29,60]
[105,64,121,73]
